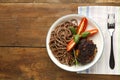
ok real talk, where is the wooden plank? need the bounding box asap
[96,0,120,3]
[0,3,120,47]
[0,3,78,47]
[0,0,120,3]
[0,47,58,79]
[0,47,120,80]
[0,0,34,3]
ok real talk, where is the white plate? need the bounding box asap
[46,14,104,72]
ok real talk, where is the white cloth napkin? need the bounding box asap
[77,6,120,75]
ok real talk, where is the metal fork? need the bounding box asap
[107,14,115,69]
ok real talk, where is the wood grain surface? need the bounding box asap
[0,0,120,3]
[0,1,120,80]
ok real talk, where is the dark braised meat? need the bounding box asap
[76,38,97,64]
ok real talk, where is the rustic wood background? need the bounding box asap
[0,0,120,80]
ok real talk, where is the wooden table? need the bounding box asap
[0,0,120,80]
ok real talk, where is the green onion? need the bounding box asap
[69,27,76,35]
[81,31,90,38]
[74,34,80,44]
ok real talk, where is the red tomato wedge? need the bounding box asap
[77,17,88,35]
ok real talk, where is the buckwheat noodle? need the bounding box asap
[49,19,78,66]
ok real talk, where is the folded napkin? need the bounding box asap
[77,6,120,75]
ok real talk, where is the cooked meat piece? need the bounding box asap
[76,38,97,64]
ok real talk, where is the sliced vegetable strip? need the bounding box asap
[67,39,76,52]
[81,29,98,37]
[86,29,98,36]
[77,17,88,35]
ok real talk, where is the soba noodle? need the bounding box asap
[49,19,78,66]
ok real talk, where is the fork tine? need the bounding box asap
[107,14,115,29]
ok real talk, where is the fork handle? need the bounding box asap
[109,36,115,69]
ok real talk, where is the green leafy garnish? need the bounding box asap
[74,34,80,44]
[69,27,76,35]
[75,58,79,65]
[81,31,90,38]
